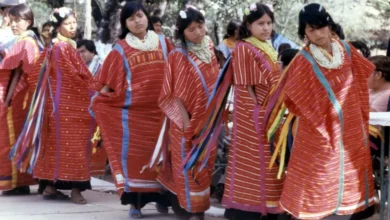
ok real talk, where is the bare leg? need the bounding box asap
[71,188,87,204]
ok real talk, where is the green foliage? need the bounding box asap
[28,1,52,30]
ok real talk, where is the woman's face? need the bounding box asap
[305,25,331,47]
[248,14,273,41]
[368,70,381,90]
[125,10,148,38]
[153,21,162,34]
[9,15,31,35]
[184,21,206,44]
[41,25,52,39]
[58,15,77,38]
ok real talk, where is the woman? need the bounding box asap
[10,7,94,204]
[157,7,219,220]
[90,2,172,219]
[216,19,240,67]
[0,3,42,195]
[221,3,286,220]
[265,3,375,219]
[368,56,390,112]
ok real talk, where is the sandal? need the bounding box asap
[156,203,169,214]
[42,190,70,200]
[71,191,87,205]
[129,208,143,219]
[1,186,30,196]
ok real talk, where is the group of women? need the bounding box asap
[0,1,389,220]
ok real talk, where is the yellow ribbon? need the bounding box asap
[269,113,294,174]
[369,125,383,140]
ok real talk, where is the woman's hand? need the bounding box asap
[100,85,113,93]
[183,116,190,131]
[175,98,190,132]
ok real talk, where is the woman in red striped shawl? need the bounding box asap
[90,2,173,219]
[0,4,42,195]
[157,7,219,220]
[9,7,94,204]
[264,4,376,219]
[221,3,287,220]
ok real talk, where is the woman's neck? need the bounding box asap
[372,82,390,93]
[133,31,147,40]
[317,40,332,53]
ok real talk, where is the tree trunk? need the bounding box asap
[84,0,92,40]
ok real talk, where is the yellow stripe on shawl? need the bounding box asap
[7,107,17,188]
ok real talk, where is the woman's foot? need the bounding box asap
[71,188,87,204]
[1,186,30,196]
[129,206,143,219]
[189,214,205,220]
[42,186,69,200]
[156,203,169,214]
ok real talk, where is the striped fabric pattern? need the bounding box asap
[280,43,375,219]
[0,36,41,190]
[30,41,93,183]
[222,42,284,214]
[91,38,173,195]
[87,57,106,177]
[157,40,219,213]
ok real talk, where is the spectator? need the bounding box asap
[277,42,292,54]
[77,39,102,76]
[150,16,163,34]
[271,30,299,51]
[40,21,52,47]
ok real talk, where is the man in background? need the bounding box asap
[77,39,103,76]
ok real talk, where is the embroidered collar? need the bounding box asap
[125,30,159,51]
[187,36,212,64]
[309,40,344,69]
[17,30,44,50]
[244,36,278,62]
[53,33,77,49]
